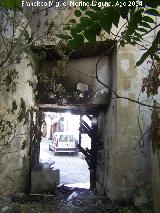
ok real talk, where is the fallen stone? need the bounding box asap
[31,169,60,193]
[1,206,11,213]
[67,192,78,201]
[57,183,65,188]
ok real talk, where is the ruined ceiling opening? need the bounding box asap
[31,41,116,107]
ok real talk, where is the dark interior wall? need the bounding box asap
[95,49,117,195]
[96,111,106,194]
[103,49,117,199]
[37,56,111,105]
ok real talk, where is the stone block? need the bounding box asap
[31,169,60,194]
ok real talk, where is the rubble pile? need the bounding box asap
[0,187,152,213]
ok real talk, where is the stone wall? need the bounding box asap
[27,6,153,205]
[90,42,152,206]
[0,53,34,195]
[151,151,160,213]
[0,11,34,195]
[96,111,106,194]
[0,4,159,208]
[104,45,152,204]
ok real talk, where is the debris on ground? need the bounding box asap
[0,187,153,213]
[67,191,78,201]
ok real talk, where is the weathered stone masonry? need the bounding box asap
[0,6,160,212]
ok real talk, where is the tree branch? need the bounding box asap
[95,57,160,109]
[142,24,160,37]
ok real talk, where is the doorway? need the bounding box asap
[40,111,96,189]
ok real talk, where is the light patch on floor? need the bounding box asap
[40,138,90,185]
[65,182,90,189]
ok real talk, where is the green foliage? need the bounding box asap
[145,8,160,16]
[0,119,12,137]
[0,6,30,149]
[142,16,155,23]
[46,21,55,35]
[141,62,160,97]
[56,33,72,40]
[0,9,28,146]
[74,10,82,17]
[17,98,29,125]
[11,100,18,113]
[0,98,29,148]
[69,33,84,48]
[58,0,159,66]
[84,26,96,42]
[136,31,160,66]
[0,0,22,10]
[69,19,77,24]
[1,69,19,93]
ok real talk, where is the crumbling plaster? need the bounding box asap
[28,5,153,205]
[0,5,159,209]
[101,44,152,204]
[0,14,35,194]
[0,53,35,195]
[38,55,110,104]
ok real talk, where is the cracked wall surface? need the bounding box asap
[0,6,159,210]
[0,54,34,195]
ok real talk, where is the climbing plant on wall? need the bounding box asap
[0,0,70,154]
[56,0,160,150]
[0,0,56,152]
[0,2,30,152]
[57,0,159,65]
[1,0,160,151]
